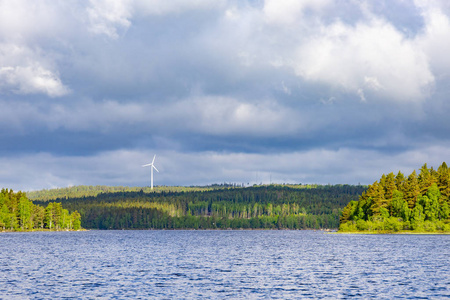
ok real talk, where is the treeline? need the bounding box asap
[0,189,81,232]
[32,184,366,230]
[27,183,337,202]
[340,162,450,233]
[27,185,233,201]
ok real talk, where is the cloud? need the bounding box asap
[1,0,450,191]
[165,96,301,136]
[263,0,332,25]
[0,44,70,97]
[86,0,224,39]
[134,0,224,15]
[0,0,69,42]
[0,96,301,138]
[87,0,133,39]
[292,18,434,102]
[0,1,72,98]
[4,144,450,192]
[416,5,450,76]
[0,65,69,97]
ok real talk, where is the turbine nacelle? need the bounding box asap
[142,163,158,170]
[142,155,159,170]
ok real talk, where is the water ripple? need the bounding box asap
[0,230,449,298]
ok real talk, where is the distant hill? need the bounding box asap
[27,184,241,201]
[31,184,366,230]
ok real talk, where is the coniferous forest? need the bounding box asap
[8,162,450,233]
[31,184,365,230]
[339,162,450,233]
[0,189,81,232]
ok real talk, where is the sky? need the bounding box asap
[2,0,450,191]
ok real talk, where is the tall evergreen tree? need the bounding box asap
[383,172,397,208]
[367,181,386,215]
[395,171,406,193]
[405,170,420,209]
[437,162,450,203]
[418,163,435,195]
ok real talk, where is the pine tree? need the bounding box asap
[437,162,450,204]
[340,201,356,223]
[383,172,396,208]
[418,163,435,195]
[405,170,420,209]
[368,181,386,215]
[395,171,406,193]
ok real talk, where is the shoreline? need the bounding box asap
[1,228,332,233]
[332,231,450,235]
[1,229,87,233]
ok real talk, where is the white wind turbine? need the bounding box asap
[142,155,159,190]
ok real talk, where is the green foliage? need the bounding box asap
[0,188,82,232]
[356,219,368,231]
[339,162,450,233]
[379,207,390,219]
[18,196,33,230]
[26,184,242,202]
[384,217,403,232]
[339,221,357,232]
[31,184,365,230]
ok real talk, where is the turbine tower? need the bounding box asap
[142,155,159,190]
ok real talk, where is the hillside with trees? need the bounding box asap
[0,189,81,232]
[26,185,229,201]
[339,162,450,233]
[32,184,365,230]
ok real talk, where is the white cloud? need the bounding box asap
[292,18,434,102]
[134,0,223,15]
[0,65,69,97]
[0,0,68,42]
[0,2,74,97]
[0,2,71,97]
[86,0,224,38]
[263,0,331,25]
[364,76,383,91]
[357,89,366,102]
[163,96,303,136]
[87,0,133,39]
[416,5,450,77]
[0,44,70,97]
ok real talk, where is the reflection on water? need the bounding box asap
[0,230,449,298]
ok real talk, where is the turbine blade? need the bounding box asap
[152,154,156,164]
[153,165,159,172]
[142,163,152,167]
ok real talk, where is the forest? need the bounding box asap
[0,189,81,232]
[26,184,231,201]
[31,184,365,230]
[339,162,450,233]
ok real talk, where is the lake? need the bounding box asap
[0,230,449,299]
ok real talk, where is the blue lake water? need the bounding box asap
[0,230,449,299]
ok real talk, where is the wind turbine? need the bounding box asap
[142,155,159,190]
